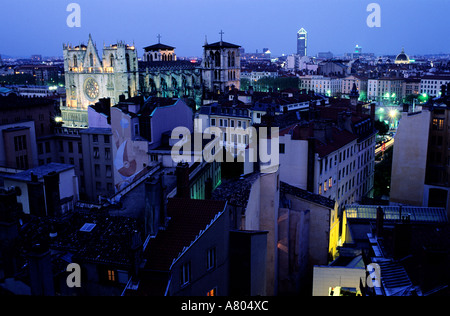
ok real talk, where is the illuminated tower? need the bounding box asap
[297,28,307,57]
[62,34,139,127]
[201,31,241,96]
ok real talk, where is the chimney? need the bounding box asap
[28,243,55,296]
[176,162,190,199]
[205,177,213,199]
[375,206,384,238]
[306,137,316,192]
[393,217,412,260]
[44,172,60,217]
[145,176,162,236]
[130,230,142,278]
[370,103,376,121]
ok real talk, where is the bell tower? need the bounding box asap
[201,31,241,98]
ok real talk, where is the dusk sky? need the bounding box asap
[1,0,449,58]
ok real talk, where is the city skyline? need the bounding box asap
[1,0,450,59]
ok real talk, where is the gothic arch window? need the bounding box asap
[155,53,158,60]
[172,77,178,97]
[228,52,231,67]
[126,53,131,72]
[149,78,156,94]
[215,51,221,67]
[231,52,235,67]
[89,53,94,67]
[73,55,78,67]
[110,54,114,67]
[161,78,168,97]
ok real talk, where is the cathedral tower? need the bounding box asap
[62,35,139,127]
[201,32,241,97]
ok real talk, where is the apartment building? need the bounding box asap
[368,78,404,104]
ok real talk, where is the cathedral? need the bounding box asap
[62,34,139,127]
[62,34,241,127]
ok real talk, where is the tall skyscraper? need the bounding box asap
[297,28,307,56]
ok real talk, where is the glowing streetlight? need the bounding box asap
[389,109,397,118]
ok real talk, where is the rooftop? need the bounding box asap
[344,204,448,223]
[211,172,260,209]
[2,163,74,182]
[143,198,227,271]
[143,43,175,51]
[281,181,336,209]
[203,41,241,49]
[0,94,56,109]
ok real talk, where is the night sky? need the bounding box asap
[1,0,449,58]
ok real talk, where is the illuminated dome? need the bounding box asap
[395,48,410,64]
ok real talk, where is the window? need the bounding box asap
[181,262,191,285]
[329,177,333,188]
[107,269,116,282]
[93,135,98,143]
[105,148,111,160]
[58,140,64,152]
[68,141,73,153]
[207,247,216,270]
[95,164,100,177]
[106,165,112,178]
[432,118,444,130]
[93,147,99,159]
[104,135,110,143]
[211,118,216,126]
[207,288,217,296]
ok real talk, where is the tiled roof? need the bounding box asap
[203,41,241,49]
[143,198,227,271]
[143,43,175,51]
[2,163,74,182]
[280,181,335,209]
[211,173,260,209]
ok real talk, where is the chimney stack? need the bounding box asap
[176,162,190,199]
[376,206,384,238]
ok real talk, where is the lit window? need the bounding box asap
[108,270,116,282]
[207,288,217,296]
[329,177,333,188]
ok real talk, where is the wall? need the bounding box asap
[150,99,193,149]
[279,135,308,189]
[390,110,431,205]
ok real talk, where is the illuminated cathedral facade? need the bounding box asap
[62,34,240,126]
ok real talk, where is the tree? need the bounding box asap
[374,119,389,135]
